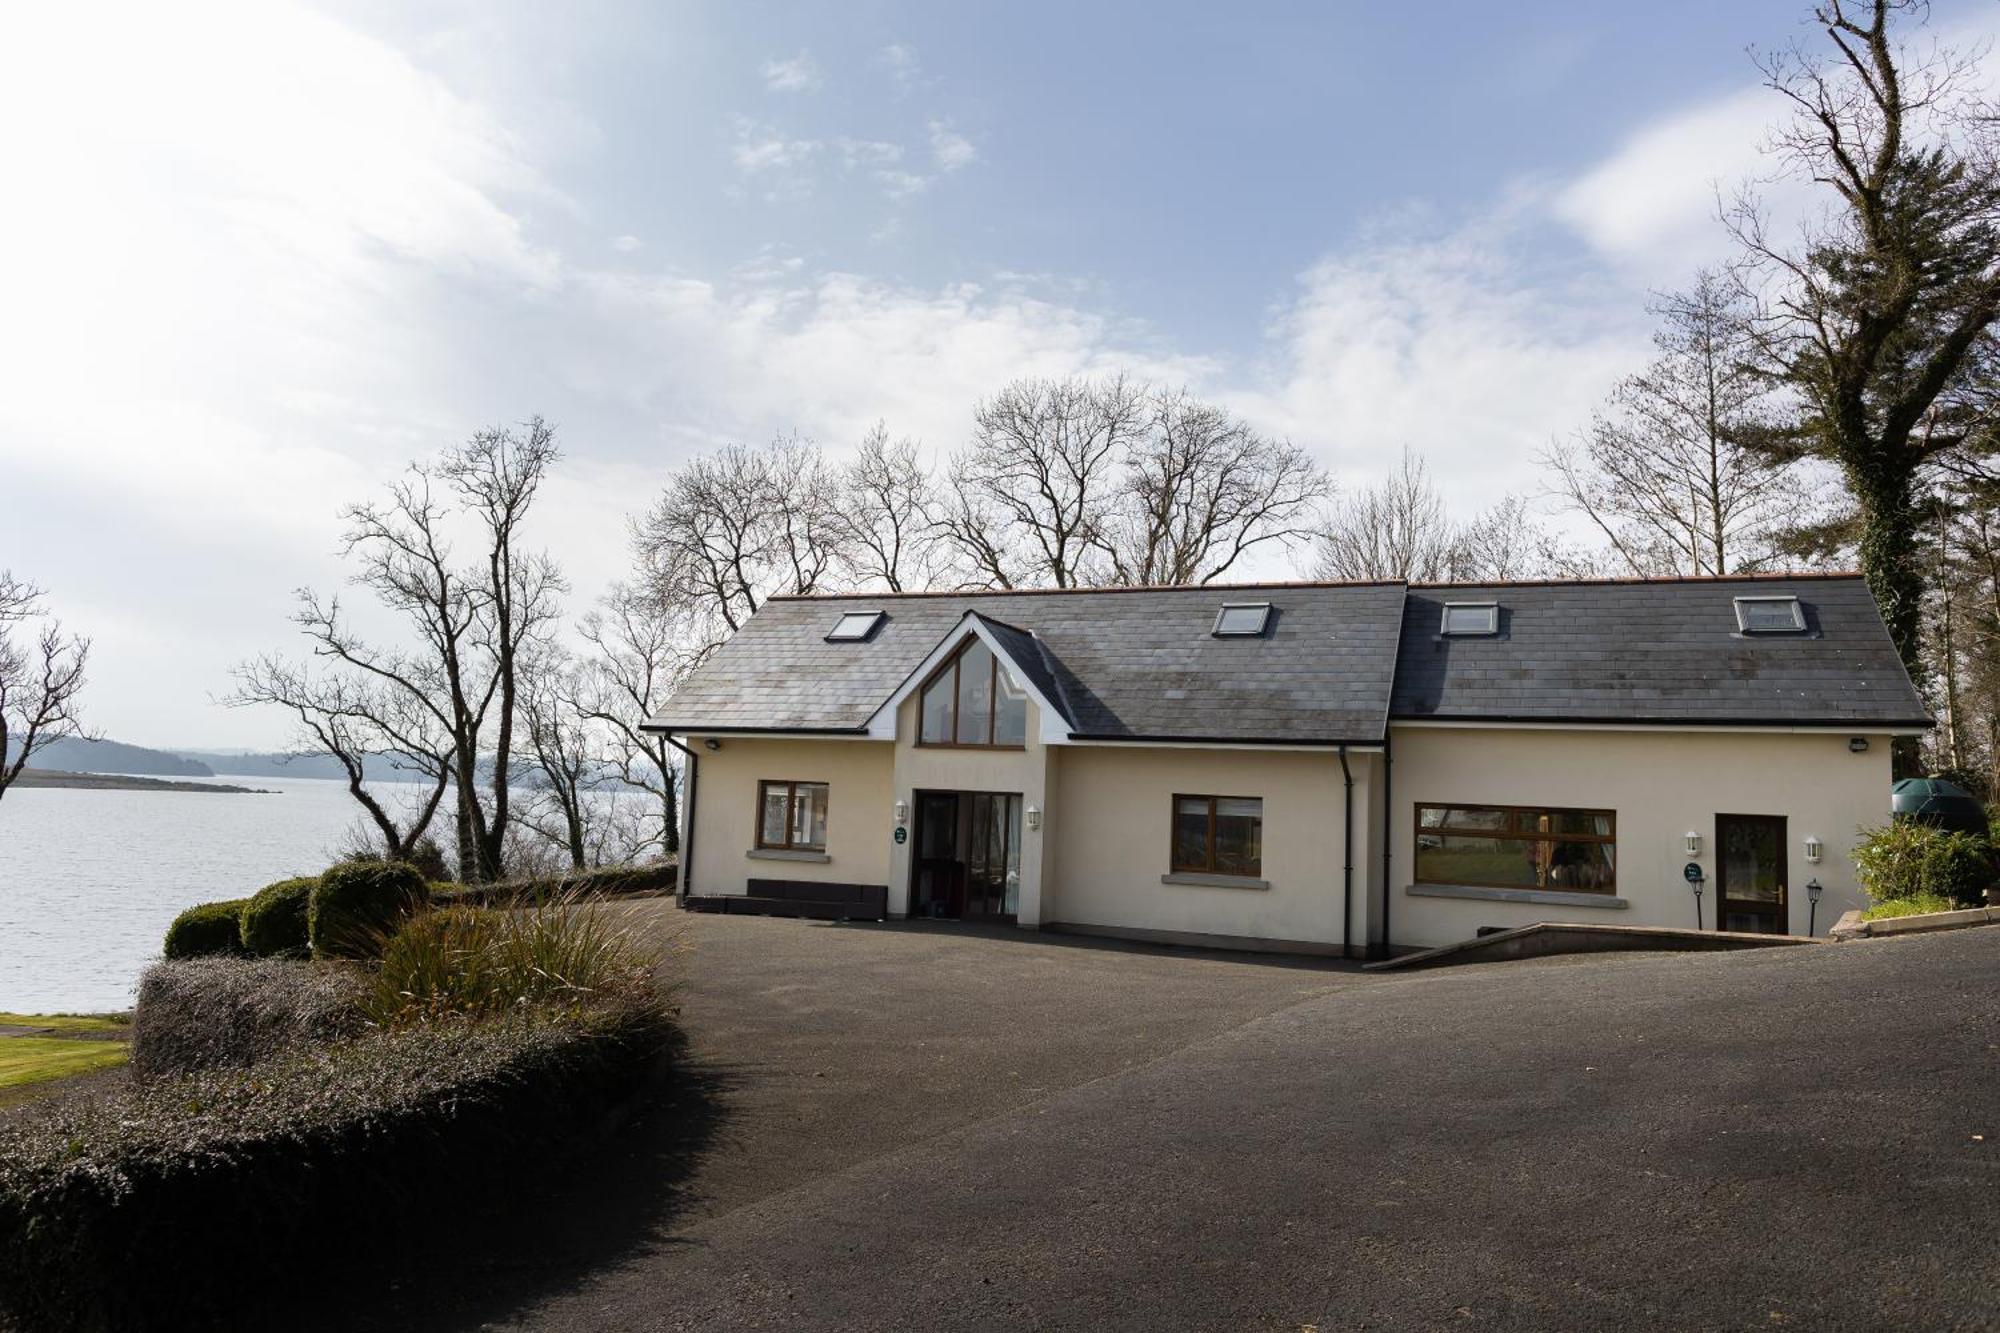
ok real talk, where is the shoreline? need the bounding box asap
[11,769,276,795]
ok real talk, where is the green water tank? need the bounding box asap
[1891,777,1989,837]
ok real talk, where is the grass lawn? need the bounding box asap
[0,1037,128,1091]
[0,1012,131,1036]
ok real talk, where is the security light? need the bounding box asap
[1440,602,1499,635]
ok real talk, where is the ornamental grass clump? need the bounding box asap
[366,896,663,1025]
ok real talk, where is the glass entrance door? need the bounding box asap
[1717,813,1788,934]
[964,793,1022,919]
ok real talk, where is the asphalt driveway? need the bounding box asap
[344,911,2000,1331]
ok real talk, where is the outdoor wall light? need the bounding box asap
[1807,878,1824,935]
[893,799,909,825]
[1804,835,1823,864]
[703,738,722,752]
[1848,737,1870,753]
[1025,804,1043,832]
[1685,831,1702,857]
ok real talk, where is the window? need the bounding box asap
[1440,602,1499,635]
[1734,595,1805,634]
[1415,803,1615,893]
[1173,795,1263,876]
[1212,602,1272,637]
[918,637,1029,747]
[826,610,885,642]
[757,780,828,851]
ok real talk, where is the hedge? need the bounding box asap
[129,958,369,1079]
[433,860,677,908]
[239,875,317,957]
[309,860,430,959]
[161,899,250,960]
[0,1000,672,1331]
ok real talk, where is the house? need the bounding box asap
[643,574,1930,956]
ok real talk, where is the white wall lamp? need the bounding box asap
[1848,737,1870,753]
[1804,835,1822,864]
[1685,831,1702,857]
[1025,804,1043,832]
[893,799,909,825]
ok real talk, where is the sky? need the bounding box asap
[3,0,1991,749]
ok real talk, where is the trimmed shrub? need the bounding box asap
[0,1001,672,1331]
[1853,821,1996,909]
[433,860,677,909]
[309,860,430,959]
[129,958,368,1078]
[238,875,316,957]
[368,897,666,1024]
[161,899,249,959]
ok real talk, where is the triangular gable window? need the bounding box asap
[919,637,1028,747]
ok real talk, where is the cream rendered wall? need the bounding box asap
[1387,725,1896,948]
[679,736,894,898]
[1048,746,1363,949]
[884,693,1055,923]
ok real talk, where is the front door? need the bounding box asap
[1716,814,1788,935]
[911,791,1022,920]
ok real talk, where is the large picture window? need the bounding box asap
[1172,795,1263,876]
[1415,803,1615,893]
[918,638,1029,747]
[757,780,829,852]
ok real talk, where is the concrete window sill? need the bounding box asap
[747,848,832,864]
[1406,883,1627,910]
[1161,872,1270,891]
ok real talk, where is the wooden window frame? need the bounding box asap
[756,779,829,851]
[1414,801,1617,893]
[1171,793,1263,876]
[916,639,1025,750]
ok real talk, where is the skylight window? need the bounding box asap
[1734,595,1806,634]
[1440,602,1499,636]
[825,610,885,642]
[1212,602,1272,637]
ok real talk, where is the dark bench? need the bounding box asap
[683,878,888,922]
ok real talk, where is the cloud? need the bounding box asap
[612,234,643,253]
[1237,215,1651,515]
[928,120,979,172]
[877,44,923,92]
[760,50,822,94]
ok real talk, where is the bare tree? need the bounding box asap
[576,580,686,859]
[1448,496,1602,582]
[517,647,599,871]
[633,436,847,659]
[1543,273,1802,576]
[1095,388,1330,585]
[1727,0,2000,685]
[1311,450,1457,581]
[835,424,945,591]
[0,573,91,806]
[940,375,1148,588]
[260,418,564,882]
[227,655,452,861]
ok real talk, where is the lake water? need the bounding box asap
[0,776,419,1012]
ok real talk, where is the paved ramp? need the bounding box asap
[1365,920,1820,972]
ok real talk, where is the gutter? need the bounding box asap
[1378,731,1393,961]
[661,734,699,900]
[1338,745,1354,961]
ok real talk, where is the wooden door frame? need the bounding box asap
[1715,812,1788,935]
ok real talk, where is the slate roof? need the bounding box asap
[646,573,1931,742]
[1391,574,1931,727]
[647,583,1410,744]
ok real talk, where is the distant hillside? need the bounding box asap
[172,750,429,782]
[13,737,214,778]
